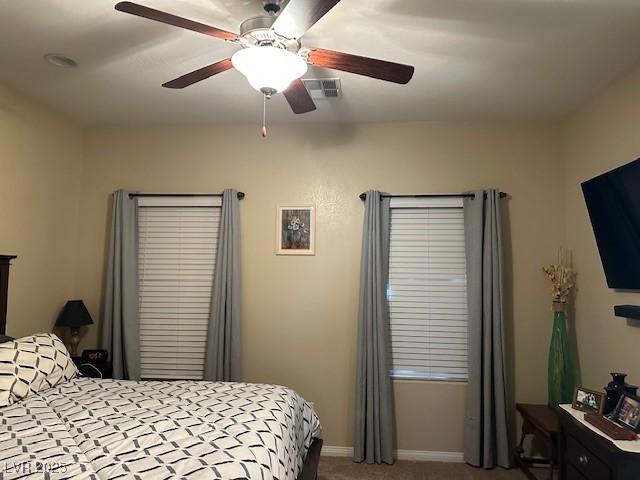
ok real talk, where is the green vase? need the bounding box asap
[548,302,576,407]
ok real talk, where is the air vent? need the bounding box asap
[302,78,342,99]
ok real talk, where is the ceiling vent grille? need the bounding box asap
[302,78,342,99]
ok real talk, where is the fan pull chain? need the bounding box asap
[261,93,268,138]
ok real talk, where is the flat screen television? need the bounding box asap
[581,158,640,289]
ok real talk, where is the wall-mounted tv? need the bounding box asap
[581,158,640,289]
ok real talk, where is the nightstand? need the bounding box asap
[72,356,112,379]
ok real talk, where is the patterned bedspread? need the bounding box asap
[0,378,321,479]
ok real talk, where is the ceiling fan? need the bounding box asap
[114,0,414,118]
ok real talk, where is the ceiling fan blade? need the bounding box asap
[283,79,317,114]
[307,48,414,84]
[271,0,342,39]
[115,2,238,42]
[162,58,233,89]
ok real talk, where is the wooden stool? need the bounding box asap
[515,403,559,480]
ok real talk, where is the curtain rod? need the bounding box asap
[128,192,245,200]
[358,192,507,201]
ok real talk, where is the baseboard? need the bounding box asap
[321,446,353,457]
[321,446,464,463]
[395,449,464,463]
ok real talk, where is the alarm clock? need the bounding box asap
[81,349,109,362]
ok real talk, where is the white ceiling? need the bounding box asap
[1,0,640,125]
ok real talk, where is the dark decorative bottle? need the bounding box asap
[604,372,627,415]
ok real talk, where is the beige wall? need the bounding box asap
[5,63,640,452]
[0,84,83,338]
[562,68,640,392]
[73,122,564,450]
[9,62,640,452]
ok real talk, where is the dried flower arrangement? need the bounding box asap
[543,248,576,304]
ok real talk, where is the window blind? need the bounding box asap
[388,198,468,381]
[137,197,221,380]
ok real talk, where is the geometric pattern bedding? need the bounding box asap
[0,378,322,479]
[0,333,78,407]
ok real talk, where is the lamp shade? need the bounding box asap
[56,300,94,328]
[231,46,308,93]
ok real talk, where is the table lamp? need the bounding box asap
[56,300,93,356]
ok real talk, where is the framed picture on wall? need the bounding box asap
[277,206,315,255]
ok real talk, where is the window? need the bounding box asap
[388,197,468,381]
[137,196,221,380]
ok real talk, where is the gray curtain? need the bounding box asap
[353,190,394,464]
[204,189,241,382]
[101,190,140,380]
[463,189,511,468]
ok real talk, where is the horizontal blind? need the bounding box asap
[388,205,468,381]
[138,204,220,380]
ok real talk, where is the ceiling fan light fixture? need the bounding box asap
[231,46,307,94]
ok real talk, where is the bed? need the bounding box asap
[0,333,323,480]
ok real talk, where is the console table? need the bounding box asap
[558,405,640,479]
[516,403,559,480]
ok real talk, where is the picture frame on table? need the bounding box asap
[611,391,640,433]
[572,386,605,415]
[276,206,315,255]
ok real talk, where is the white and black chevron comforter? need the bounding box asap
[0,378,321,479]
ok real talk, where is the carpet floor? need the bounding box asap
[317,456,545,480]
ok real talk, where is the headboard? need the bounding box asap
[0,255,17,335]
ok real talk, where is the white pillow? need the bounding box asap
[0,333,78,407]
